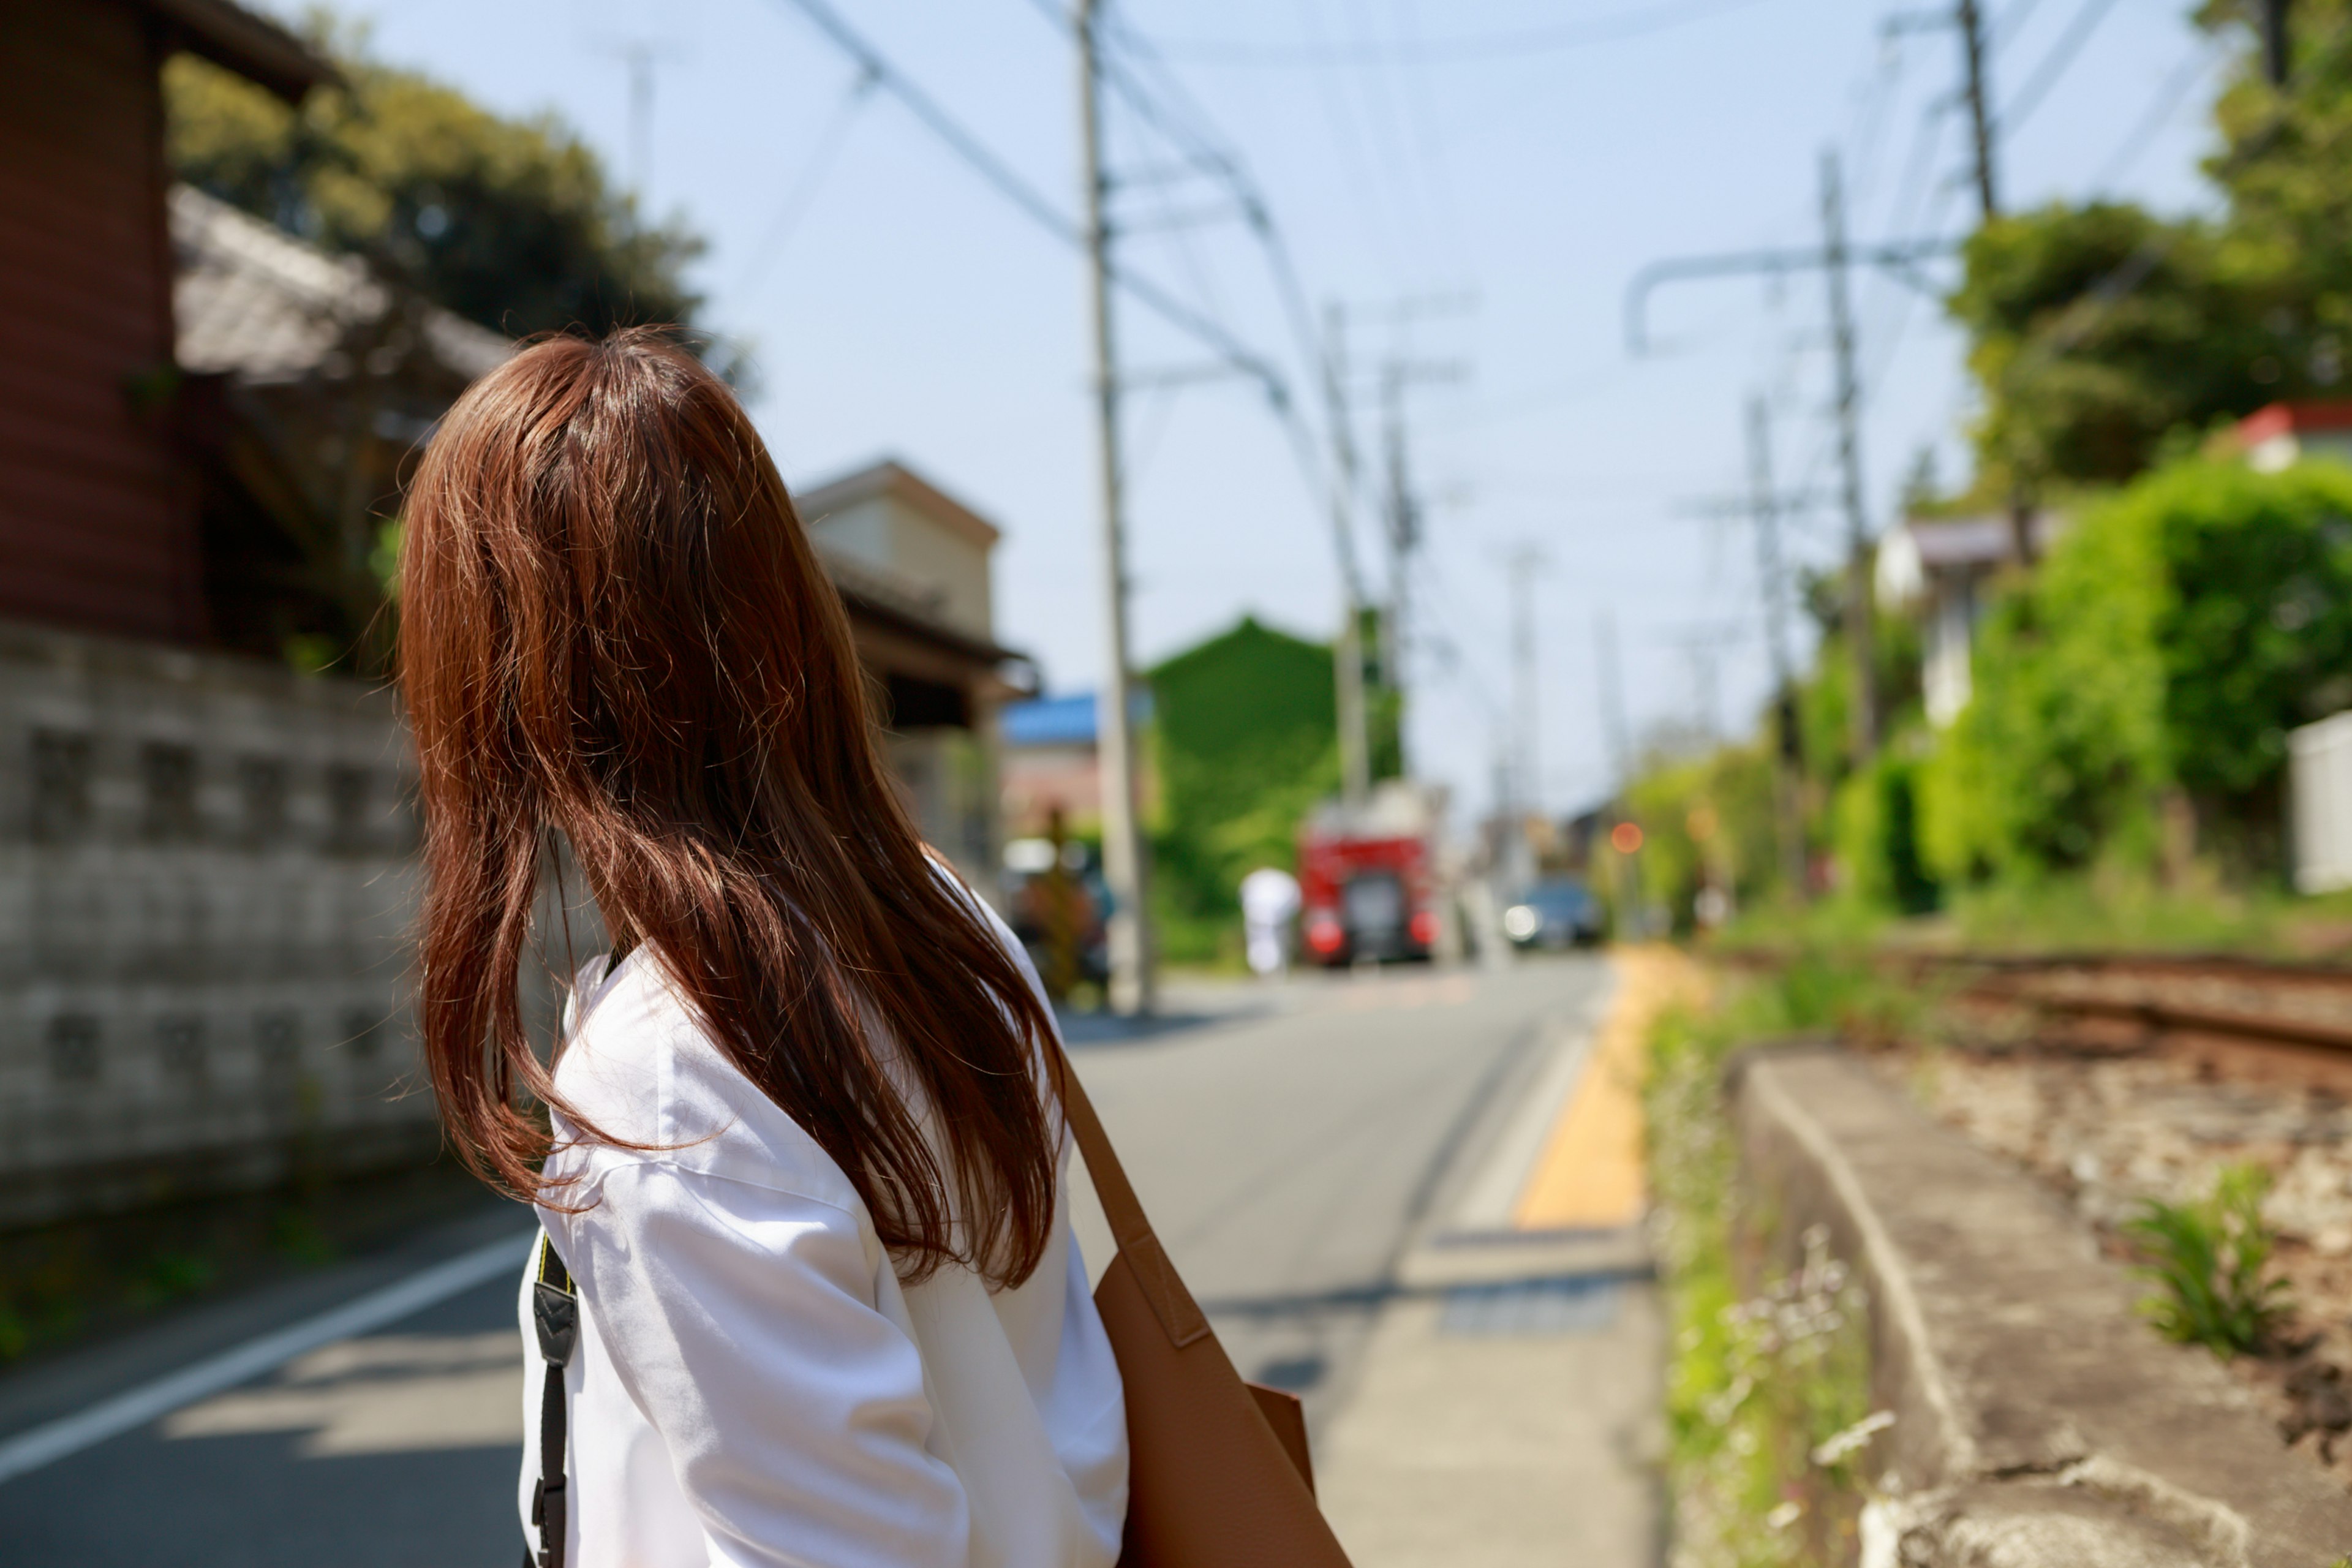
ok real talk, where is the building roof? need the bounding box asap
[143,0,336,104]
[172,185,511,384]
[1003,693,1099,748]
[999,689,1156,747]
[2237,401,2352,445]
[1876,510,2065,606]
[796,459,1003,549]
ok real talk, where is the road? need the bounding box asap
[0,956,1608,1567]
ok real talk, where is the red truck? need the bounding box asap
[1297,785,1442,966]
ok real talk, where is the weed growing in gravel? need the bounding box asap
[2124,1162,2293,1357]
[1646,959,1890,1566]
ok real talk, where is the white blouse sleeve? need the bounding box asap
[551,1157,972,1568]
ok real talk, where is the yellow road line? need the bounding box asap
[1510,947,1694,1232]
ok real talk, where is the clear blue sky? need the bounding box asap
[271,0,2222,821]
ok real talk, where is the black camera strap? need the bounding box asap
[526,1231,579,1568]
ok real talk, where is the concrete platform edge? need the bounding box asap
[1730,1044,2352,1568]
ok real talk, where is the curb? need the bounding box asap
[1733,1048,2352,1568]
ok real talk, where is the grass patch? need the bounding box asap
[2124,1162,2293,1357]
[1647,950,1897,1565]
[1717,876,2352,965]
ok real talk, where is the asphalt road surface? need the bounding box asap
[0,956,1605,1567]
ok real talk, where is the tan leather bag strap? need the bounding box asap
[1054,1050,1213,1349]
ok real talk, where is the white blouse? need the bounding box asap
[514,908,1129,1568]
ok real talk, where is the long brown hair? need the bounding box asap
[399,328,1058,1286]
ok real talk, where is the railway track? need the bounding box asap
[1910,950,2352,1057]
[1724,945,2352,1055]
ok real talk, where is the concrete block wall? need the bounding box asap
[0,622,434,1229]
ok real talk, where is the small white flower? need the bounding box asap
[1811,1409,1897,1466]
[1765,1500,1803,1530]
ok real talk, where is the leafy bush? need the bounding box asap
[1923,458,2352,885]
[1832,745,1939,914]
[2123,1163,2292,1357]
[1623,742,1784,929]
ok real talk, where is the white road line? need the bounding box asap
[0,1227,535,1487]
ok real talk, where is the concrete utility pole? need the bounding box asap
[1375,355,1466,779]
[1322,303,1372,813]
[1595,610,1641,930]
[2265,0,2293,86]
[1499,545,1546,889]
[1381,369,1418,774]
[1956,0,1998,221]
[1820,148,1880,764]
[1078,0,1154,1016]
[1744,395,1809,897]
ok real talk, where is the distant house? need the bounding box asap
[2225,402,2352,473]
[1875,511,2064,727]
[1001,693,1107,834]
[794,459,1037,891]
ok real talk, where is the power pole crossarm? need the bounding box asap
[1624,239,1956,353]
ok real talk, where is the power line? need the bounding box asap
[734,67,879,293]
[1147,0,1785,66]
[1990,0,2047,53]
[2091,39,2228,193]
[2000,0,2125,134]
[764,0,1289,404]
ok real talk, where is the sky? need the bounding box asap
[262,0,2227,824]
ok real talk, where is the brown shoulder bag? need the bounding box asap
[1055,1052,1357,1567]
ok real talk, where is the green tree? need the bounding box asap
[1947,2,2352,494]
[165,31,702,339]
[1950,204,2277,491]
[1623,742,1782,930]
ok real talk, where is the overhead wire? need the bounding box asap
[1999,0,2125,134]
[1991,0,2048,53]
[763,0,1290,405]
[734,65,880,293]
[1147,0,1785,67]
[2090,38,2230,192]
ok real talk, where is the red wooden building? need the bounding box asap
[0,0,329,645]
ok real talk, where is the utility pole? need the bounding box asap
[1500,545,1546,889]
[2265,0,2293,86]
[1322,303,1372,813]
[1375,355,1467,778]
[1595,611,1640,933]
[595,38,688,202]
[1744,395,1809,897]
[1078,0,1153,1016]
[1381,368,1418,774]
[1956,0,1998,221]
[1820,148,1880,764]
[1626,160,1958,769]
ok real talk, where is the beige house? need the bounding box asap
[795,461,1035,893]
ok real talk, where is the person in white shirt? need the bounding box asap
[396,330,1128,1568]
[1238,867,1302,979]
